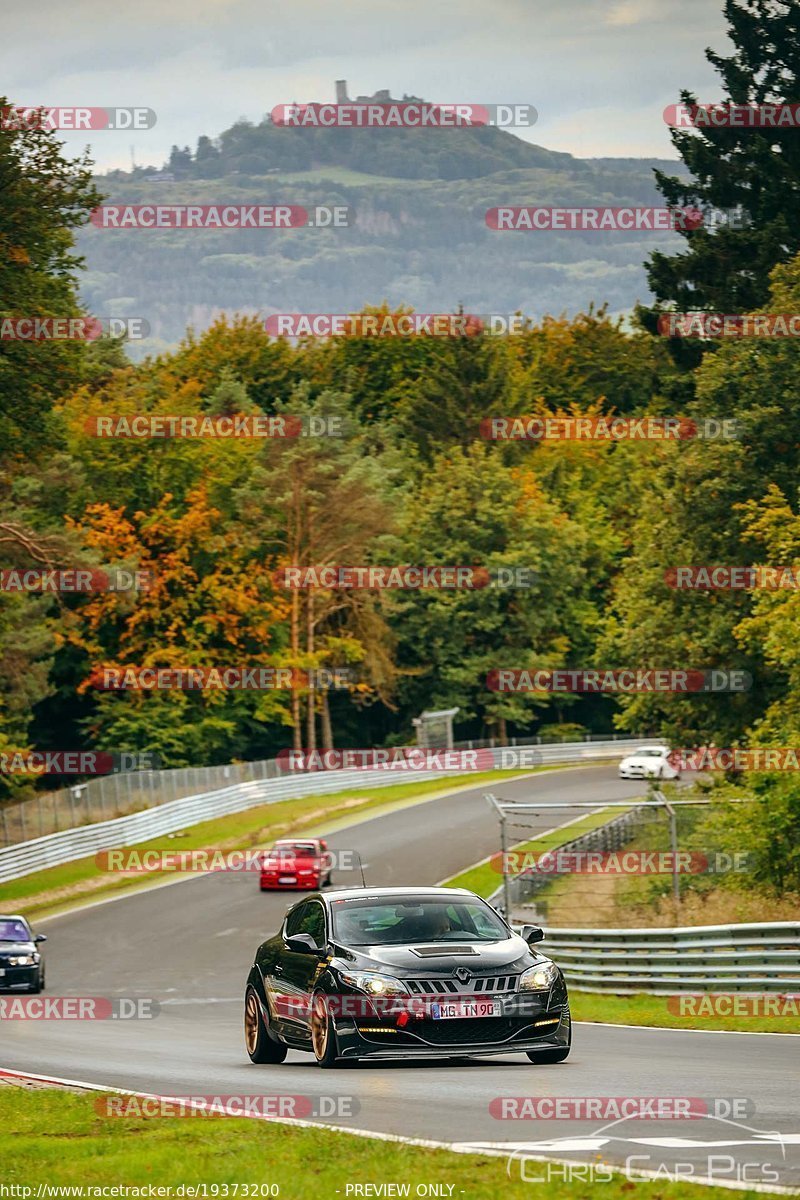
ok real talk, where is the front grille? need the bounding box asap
[405,974,518,995]
[407,1016,535,1045]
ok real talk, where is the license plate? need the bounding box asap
[279,875,296,884]
[0,969,5,977]
[431,1000,499,1020]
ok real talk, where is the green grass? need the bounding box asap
[571,989,800,1034]
[443,807,627,897]
[2,769,536,918]
[0,1087,770,1199]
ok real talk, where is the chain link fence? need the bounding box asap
[0,732,642,848]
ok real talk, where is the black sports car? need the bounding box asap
[0,915,47,992]
[244,885,570,1067]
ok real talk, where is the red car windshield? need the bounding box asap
[266,843,320,861]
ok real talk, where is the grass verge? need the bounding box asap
[0,1086,769,1199]
[2,769,537,919]
[571,989,800,1034]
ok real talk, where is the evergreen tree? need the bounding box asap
[645,0,800,322]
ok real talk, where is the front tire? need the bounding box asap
[311,992,341,1068]
[245,986,287,1064]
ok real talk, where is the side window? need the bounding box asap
[285,902,309,938]
[298,901,326,946]
[285,901,326,945]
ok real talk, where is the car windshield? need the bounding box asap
[268,843,318,858]
[0,919,30,942]
[331,896,508,946]
[635,749,665,757]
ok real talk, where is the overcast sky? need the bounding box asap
[4,0,731,172]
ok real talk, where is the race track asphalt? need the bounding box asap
[1,764,798,1190]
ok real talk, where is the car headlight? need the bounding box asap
[339,970,407,996]
[8,955,36,966]
[519,961,559,991]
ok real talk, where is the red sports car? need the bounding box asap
[260,838,332,891]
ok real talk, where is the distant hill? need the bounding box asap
[82,102,689,356]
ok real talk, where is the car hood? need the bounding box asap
[340,936,539,975]
[0,941,35,954]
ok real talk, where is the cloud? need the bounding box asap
[605,0,660,27]
[2,0,730,169]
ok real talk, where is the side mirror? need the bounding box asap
[34,933,47,943]
[520,925,545,945]
[286,933,320,954]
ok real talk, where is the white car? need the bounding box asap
[618,745,680,780]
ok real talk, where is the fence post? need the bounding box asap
[662,796,681,910]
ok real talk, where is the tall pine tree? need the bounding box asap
[645,0,800,320]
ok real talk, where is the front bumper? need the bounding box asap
[0,965,39,990]
[334,997,570,1060]
[260,877,320,890]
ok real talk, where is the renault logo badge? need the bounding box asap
[454,966,471,983]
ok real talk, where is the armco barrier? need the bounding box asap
[0,738,644,883]
[539,922,800,994]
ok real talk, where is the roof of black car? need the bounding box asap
[319,885,474,902]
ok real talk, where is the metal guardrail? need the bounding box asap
[490,796,796,995]
[539,922,800,994]
[0,737,643,883]
[0,732,644,847]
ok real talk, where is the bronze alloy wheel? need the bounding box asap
[243,986,288,1064]
[245,990,260,1056]
[311,992,329,1059]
